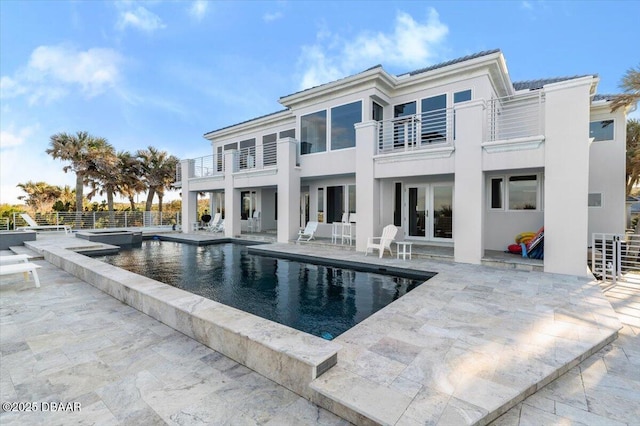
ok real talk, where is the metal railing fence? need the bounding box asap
[11,211,181,231]
[377,107,454,154]
[592,233,640,283]
[486,91,544,142]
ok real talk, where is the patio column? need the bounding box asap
[453,100,485,264]
[224,150,241,237]
[180,159,197,233]
[543,77,593,276]
[355,121,379,252]
[277,138,301,242]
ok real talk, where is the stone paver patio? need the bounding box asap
[1,233,638,425]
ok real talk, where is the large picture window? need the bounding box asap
[301,111,327,154]
[589,120,614,141]
[508,175,538,210]
[331,101,361,150]
[489,174,540,211]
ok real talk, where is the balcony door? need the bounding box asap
[405,184,453,241]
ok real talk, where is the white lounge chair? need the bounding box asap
[17,213,71,234]
[298,221,318,241]
[365,224,398,258]
[212,219,225,233]
[0,261,41,288]
[205,213,222,232]
[0,254,31,265]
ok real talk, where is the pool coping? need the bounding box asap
[24,235,623,426]
[40,245,341,400]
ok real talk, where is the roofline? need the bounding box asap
[279,66,396,108]
[203,109,293,140]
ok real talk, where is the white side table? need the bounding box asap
[396,241,413,260]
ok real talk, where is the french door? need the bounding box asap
[405,184,453,241]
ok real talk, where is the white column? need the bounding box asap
[224,150,241,237]
[453,100,485,264]
[354,121,379,252]
[180,159,198,233]
[543,77,593,276]
[277,138,301,242]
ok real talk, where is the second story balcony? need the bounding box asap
[375,90,545,157]
[376,107,454,155]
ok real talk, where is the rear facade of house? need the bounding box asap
[175,49,627,277]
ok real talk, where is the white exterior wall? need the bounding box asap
[543,77,593,276]
[182,52,626,277]
[453,100,485,263]
[588,105,626,237]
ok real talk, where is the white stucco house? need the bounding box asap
[176,49,628,276]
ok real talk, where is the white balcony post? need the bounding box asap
[355,121,379,251]
[454,100,485,264]
[277,138,301,242]
[224,150,241,237]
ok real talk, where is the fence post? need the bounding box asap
[615,235,622,282]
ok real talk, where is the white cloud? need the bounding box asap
[116,6,166,32]
[297,8,448,90]
[0,125,36,149]
[1,44,123,105]
[188,0,208,21]
[522,1,534,10]
[263,11,283,23]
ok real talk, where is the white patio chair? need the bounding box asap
[297,221,318,241]
[205,213,222,232]
[365,224,398,258]
[248,211,261,232]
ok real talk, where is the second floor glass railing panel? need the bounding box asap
[377,108,454,155]
[486,91,544,142]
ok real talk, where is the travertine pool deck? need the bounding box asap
[1,233,634,425]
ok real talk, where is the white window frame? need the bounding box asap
[488,173,543,212]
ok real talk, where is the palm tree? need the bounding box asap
[626,119,640,195]
[46,131,114,213]
[86,145,119,211]
[137,146,179,212]
[117,151,146,211]
[17,181,61,212]
[611,64,640,112]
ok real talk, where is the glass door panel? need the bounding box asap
[432,186,453,240]
[407,187,427,237]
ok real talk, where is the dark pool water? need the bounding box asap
[97,241,428,339]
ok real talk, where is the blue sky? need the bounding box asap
[1,0,638,205]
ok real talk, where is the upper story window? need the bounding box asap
[590,120,614,141]
[394,101,416,118]
[372,102,383,121]
[454,90,472,103]
[280,129,295,139]
[331,101,362,150]
[263,133,277,166]
[301,111,327,154]
[421,94,447,143]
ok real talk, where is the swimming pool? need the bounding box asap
[97,241,430,339]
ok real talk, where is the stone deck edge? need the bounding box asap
[40,246,341,400]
